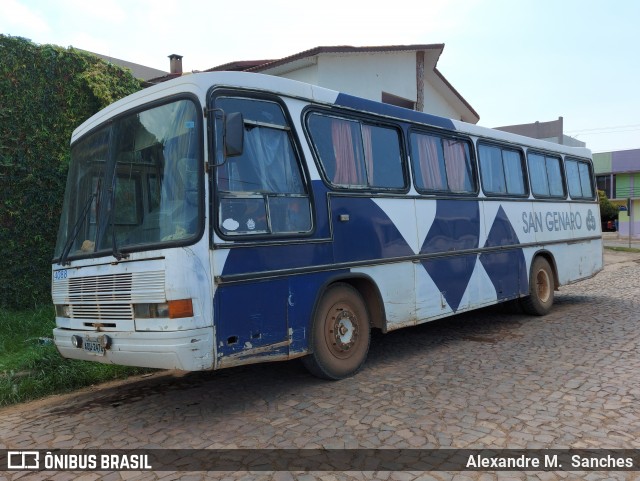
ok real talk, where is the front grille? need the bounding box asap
[52,270,166,323]
[67,273,133,302]
[70,303,134,321]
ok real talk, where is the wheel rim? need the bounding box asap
[536,268,551,303]
[325,306,359,359]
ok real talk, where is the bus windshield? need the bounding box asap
[54,99,201,262]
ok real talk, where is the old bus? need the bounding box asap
[52,72,602,379]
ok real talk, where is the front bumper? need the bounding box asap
[53,327,214,371]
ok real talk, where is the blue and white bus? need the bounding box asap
[52,72,603,379]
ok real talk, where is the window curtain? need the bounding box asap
[502,150,524,194]
[414,134,444,190]
[361,124,374,186]
[443,139,470,192]
[331,118,365,185]
[243,126,303,194]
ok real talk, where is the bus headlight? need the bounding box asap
[56,304,73,318]
[134,299,193,319]
[71,335,83,348]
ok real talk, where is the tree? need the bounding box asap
[598,190,618,222]
[0,35,142,308]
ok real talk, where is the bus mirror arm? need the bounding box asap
[224,112,244,158]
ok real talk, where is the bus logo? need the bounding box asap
[8,451,39,469]
[586,210,597,231]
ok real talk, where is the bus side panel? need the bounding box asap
[330,196,416,263]
[286,270,351,352]
[416,199,482,315]
[330,196,418,329]
[215,280,289,357]
[352,263,416,328]
[213,270,350,366]
[478,202,529,301]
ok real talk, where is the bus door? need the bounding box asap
[211,94,314,365]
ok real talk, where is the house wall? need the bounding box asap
[279,52,467,120]
[279,64,319,84]
[422,79,463,120]
[592,152,612,173]
[267,50,476,121]
[313,52,418,106]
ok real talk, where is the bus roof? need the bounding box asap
[71,71,592,158]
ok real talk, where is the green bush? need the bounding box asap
[598,189,618,222]
[0,35,142,309]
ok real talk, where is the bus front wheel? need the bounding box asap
[302,283,371,380]
[521,256,555,316]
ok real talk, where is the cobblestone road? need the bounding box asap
[2,250,640,481]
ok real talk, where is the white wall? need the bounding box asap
[316,52,417,105]
[422,77,462,120]
[280,64,319,84]
[272,51,471,121]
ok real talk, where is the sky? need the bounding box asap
[2,0,639,153]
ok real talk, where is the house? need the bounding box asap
[593,149,640,237]
[495,117,585,147]
[90,44,478,123]
[207,44,480,124]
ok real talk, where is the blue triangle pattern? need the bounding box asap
[420,200,480,312]
[479,206,528,299]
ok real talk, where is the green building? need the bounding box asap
[593,149,640,237]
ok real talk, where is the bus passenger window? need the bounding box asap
[307,113,405,190]
[565,158,594,199]
[528,153,565,198]
[410,132,475,193]
[478,143,526,196]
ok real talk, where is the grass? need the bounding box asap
[604,246,640,253]
[0,307,153,407]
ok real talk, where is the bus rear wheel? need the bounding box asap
[521,256,555,316]
[302,283,370,380]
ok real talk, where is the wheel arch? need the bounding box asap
[310,273,386,334]
[530,249,560,291]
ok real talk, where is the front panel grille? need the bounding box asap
[70,303,134,321]
[52,270,166,323]
[67,273,133,302]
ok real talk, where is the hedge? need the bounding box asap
[0,35,142,308]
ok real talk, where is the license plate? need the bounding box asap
[83,338,105,355]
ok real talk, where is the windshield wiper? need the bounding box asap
[107,179,128,262]
[59,179,101,266]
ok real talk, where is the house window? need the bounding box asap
[381,92,415,110]
[596,174,615,199]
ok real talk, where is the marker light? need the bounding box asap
[133,299,193,319]
[168,299,194,319]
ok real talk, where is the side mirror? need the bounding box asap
[225,112,244,157]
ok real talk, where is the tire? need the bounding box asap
[520,256,555,316]
[302,283,371,380]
